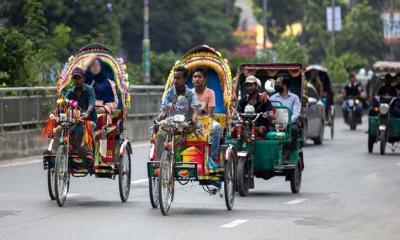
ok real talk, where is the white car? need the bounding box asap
[304,83,325,145]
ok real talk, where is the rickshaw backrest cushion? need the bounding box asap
[272,108,290,125]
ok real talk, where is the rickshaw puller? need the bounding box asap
[155,66,199,162]
[270,76,301,164]
[51,67,97,155]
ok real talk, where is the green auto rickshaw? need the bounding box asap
[368,61,400,155]
[225,63,306,196]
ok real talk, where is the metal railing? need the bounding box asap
[0,86,164,132]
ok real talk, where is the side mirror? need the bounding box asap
[308,97,318,105]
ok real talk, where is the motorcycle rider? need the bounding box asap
[341,72,364,123]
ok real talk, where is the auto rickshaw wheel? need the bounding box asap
[159,150,174,215]
[47,168,56,200]
[368,135,374,153]
[149,176,160,208]
[118,148,131,202]
[54,145,69,207]
[380,131,386,155]
[224,157,235,210]
[236,157,250,197]
[290,161,302,194]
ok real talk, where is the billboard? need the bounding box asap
[326,6,342,32]
[383,12,400,45]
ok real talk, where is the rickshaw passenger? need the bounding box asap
[191,67,221,169]
[52,67,97,154]
[371,74,400,117]
[269,76,301,163]
[155,66,199,162]
[85,58,119,124]
[237,75,274,137]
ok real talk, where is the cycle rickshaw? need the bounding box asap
[305,65,335,139]
[147,45,235,215]
[42,44,132,207]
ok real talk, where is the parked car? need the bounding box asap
[304,83,325,145]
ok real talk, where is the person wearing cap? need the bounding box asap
[50,67,97,155]
[237,75,274,137]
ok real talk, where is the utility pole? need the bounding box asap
[331,0,336,56]
[143,0,151,83]
[263,0,268,49]
[390,0,395,60]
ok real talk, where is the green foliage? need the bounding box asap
[273,36,309,63]
[336,2,384,64]
[323,52,368,83]
[149,51,180,85]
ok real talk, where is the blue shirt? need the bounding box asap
[270,91,301,123]
[161,85,198,111]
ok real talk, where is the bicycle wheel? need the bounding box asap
[149,176,160,208]
[224,157,235,210]
[47,168,55,200]
[118,148,131,202]
[158,150,174,215]
[54,145,69,207]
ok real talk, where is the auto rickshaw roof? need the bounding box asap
[373,61,400,77]
[238,63,304,78]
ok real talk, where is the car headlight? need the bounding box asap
[173,114,186,123]
[379,103,389,115]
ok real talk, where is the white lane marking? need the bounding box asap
[131,179,148,184]
[219,219,249,229]
[284,198,307,205]
[0,143,151,169]
[0,159,42,168]
[67,193,80,197]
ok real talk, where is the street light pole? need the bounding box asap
[263,0,268,49]
[143,0,151,83]
[331,0,336,56]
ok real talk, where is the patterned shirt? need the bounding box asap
[270,91,301,124]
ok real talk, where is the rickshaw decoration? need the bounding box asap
[42,44,132,207]
[147,45,235,215]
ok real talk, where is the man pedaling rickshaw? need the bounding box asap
[48,67,97,156]
[155,66,199,165]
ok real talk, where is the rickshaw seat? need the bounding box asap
[266,131,289,140]
[266,107,291,140]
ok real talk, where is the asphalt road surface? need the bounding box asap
[1,118,399,240]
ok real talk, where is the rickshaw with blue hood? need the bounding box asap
[147,45,235,215]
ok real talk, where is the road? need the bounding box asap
[0,119,399,240]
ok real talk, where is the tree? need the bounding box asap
[273,36,309,63]
[336,2,384,64]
